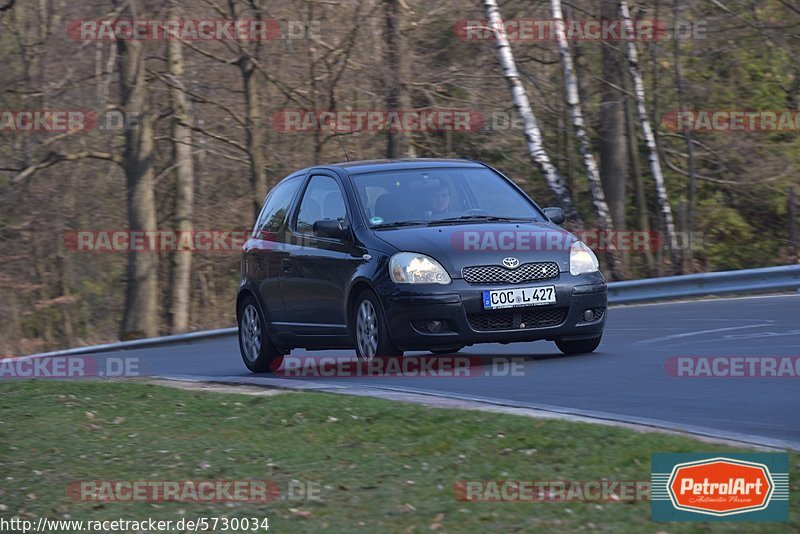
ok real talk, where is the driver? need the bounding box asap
[425,179,452,217]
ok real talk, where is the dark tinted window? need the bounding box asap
[296,175,347,235]
[255,176,302,234]
[350,167,544,226]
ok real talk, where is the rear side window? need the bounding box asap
[254,176,302,234]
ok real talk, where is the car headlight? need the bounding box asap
[389,252,451,284]
[569,241,599,276]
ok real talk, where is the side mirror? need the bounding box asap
[313,219,348,240]
[543,207,565,225]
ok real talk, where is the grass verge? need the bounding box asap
[0,380,797,532]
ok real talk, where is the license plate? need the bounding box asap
[482,285,556,310]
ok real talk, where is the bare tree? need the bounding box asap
[598,1,628,232]
[551,0,613,229]
[384,0,403,158]
[8,0,160,340]
[619,0,677,251]
[482,0,581,224]
[626,94,657,275]
[673,0,696,273]
[118,12,159,339]
[166,1,195,333]
[234,1,268,220]
[551,0,623,275]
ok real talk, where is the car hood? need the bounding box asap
[370,221,577,276]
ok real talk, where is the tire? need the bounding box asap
[238,296,283,372]
[555,335,602,355]
[430,346,464,355]
[352,289,402,361]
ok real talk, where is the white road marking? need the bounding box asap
[630,322,775,347]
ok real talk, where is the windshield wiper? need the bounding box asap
[428,215,536,225]
[371,220,429,229]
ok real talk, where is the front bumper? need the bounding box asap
[379,272,606,351]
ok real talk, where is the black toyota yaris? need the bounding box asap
[237,159,606,372]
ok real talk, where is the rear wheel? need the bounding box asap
[238,296,283,372]
[555,335,602,355]
[352,289,402,361]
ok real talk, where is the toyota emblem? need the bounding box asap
[502,257,520,269]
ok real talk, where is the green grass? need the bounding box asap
[0,380,797,533]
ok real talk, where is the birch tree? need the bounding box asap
[619,0,677,250]
[550,0,613,232]
[550,0,623,276]
[482,0,581,224]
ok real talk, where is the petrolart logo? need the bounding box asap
[651,453,789,522]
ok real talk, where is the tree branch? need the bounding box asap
[189,123,249,154]
[14,151,122,183]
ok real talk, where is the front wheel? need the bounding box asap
[238,296,283,372]
[352,289,402,361]
[555,335,602,355]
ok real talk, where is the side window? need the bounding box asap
[255,176,302,234]
[296,175,347,235]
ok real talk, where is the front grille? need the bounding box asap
[462,262,559,284]
[467,307,567,331]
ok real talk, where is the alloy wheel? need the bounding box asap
[356,299,378,360]
[240,303,262,362]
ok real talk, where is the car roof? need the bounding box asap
[318,158,486,175]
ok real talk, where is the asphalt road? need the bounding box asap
[19,295,800,449]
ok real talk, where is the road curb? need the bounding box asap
[151,375,799,452]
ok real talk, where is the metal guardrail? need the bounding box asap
[608,264,800,305]
[17,265,800,357]
[20,327,237,359]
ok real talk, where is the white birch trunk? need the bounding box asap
[619,0,677,249]
[550,0,614,231]
[483,0,581,224]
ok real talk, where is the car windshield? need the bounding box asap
[351,167,545,227]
